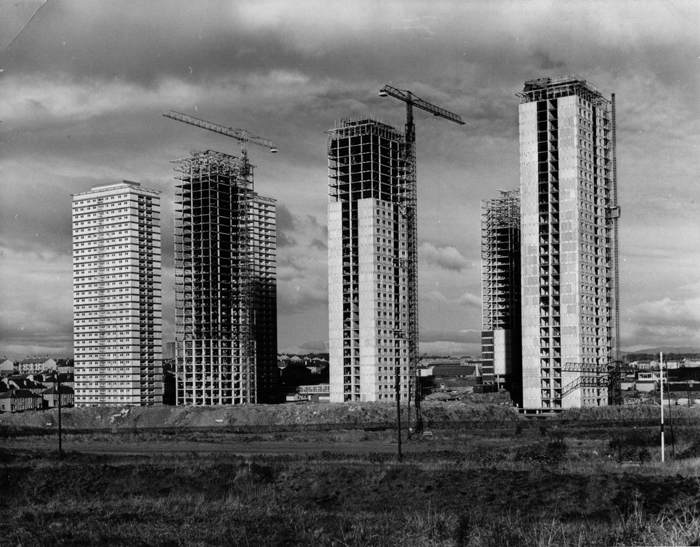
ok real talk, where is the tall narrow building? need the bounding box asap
[327,118,410,403]
[73,181,163,406]
[518,75,619,410]
[481,189,521,401]
[173,150,277,405]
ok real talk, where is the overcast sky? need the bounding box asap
[0,0,698,359]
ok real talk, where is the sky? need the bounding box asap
[0,0,698,359]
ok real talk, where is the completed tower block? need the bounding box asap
[72,181,163,406]
[517,75,620,410]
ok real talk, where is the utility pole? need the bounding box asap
[379,86,464,434]
[660,352,665,463]
[395,365,402,462]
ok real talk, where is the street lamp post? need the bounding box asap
[55,373,63,460]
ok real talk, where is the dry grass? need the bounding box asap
[2,444,700,547]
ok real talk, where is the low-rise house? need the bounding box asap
[42,385,74,408]
[0,389,43,412]
[56,359,74,374]
[636,372,659,392]
[18,358,57,374]
[620,375,636,391]
[635,361,652,371]
[0,359,15,375]
[42,372,75,389]
[305,363,326,374]
[9,377,46,395]
[291,384,330,403]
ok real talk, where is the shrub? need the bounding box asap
[608,430,657,462]
[514,437,568,466]
[677,441,700,460]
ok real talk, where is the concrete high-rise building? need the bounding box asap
[249,194,278,400]
[481,189,521,400]
[327,118,410,403]
[173,150,277,405]
[517,75,620,410]
[72,181,163,406]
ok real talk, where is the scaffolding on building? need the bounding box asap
[173,150,256,405]
[166,111,278,406]
[481,189,521,331]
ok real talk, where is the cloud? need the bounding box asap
[423,290,480,310]
[276,203,296,231]
[457,292,481,309]
[419,341,481,358]
[298,340,328,352]
[309,238,327,251]
[0,0,697,361]
[275,207,328,316]
[0,247,73,358]
[420,330,481,344]
[624,281,700,349]
[420,242,469,272]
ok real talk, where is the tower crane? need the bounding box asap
[163,110,278,165]
[379,85,464,433]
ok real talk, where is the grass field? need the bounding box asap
[3,418,700,547]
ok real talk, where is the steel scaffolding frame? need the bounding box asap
[173,150,256,405]
[481,189,521,331]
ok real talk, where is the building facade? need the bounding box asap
[173,150,277,405]
[518,75,619,410]
[327,118,410,402]
[481,189,521,400]
[73,181,163,406]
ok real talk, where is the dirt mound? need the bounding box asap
[0,400,519,430]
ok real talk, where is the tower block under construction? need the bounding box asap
[173,150,277,405]
[518,75,620,410]
[327,118,410,402]
[481,189,521,400]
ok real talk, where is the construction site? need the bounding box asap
[327,117,411,403]
[480,188,522,398]
[169,112,278,406]
[327,87,464,408]
[517,75,620,411]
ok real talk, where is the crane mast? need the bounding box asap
[379,85,464,433]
